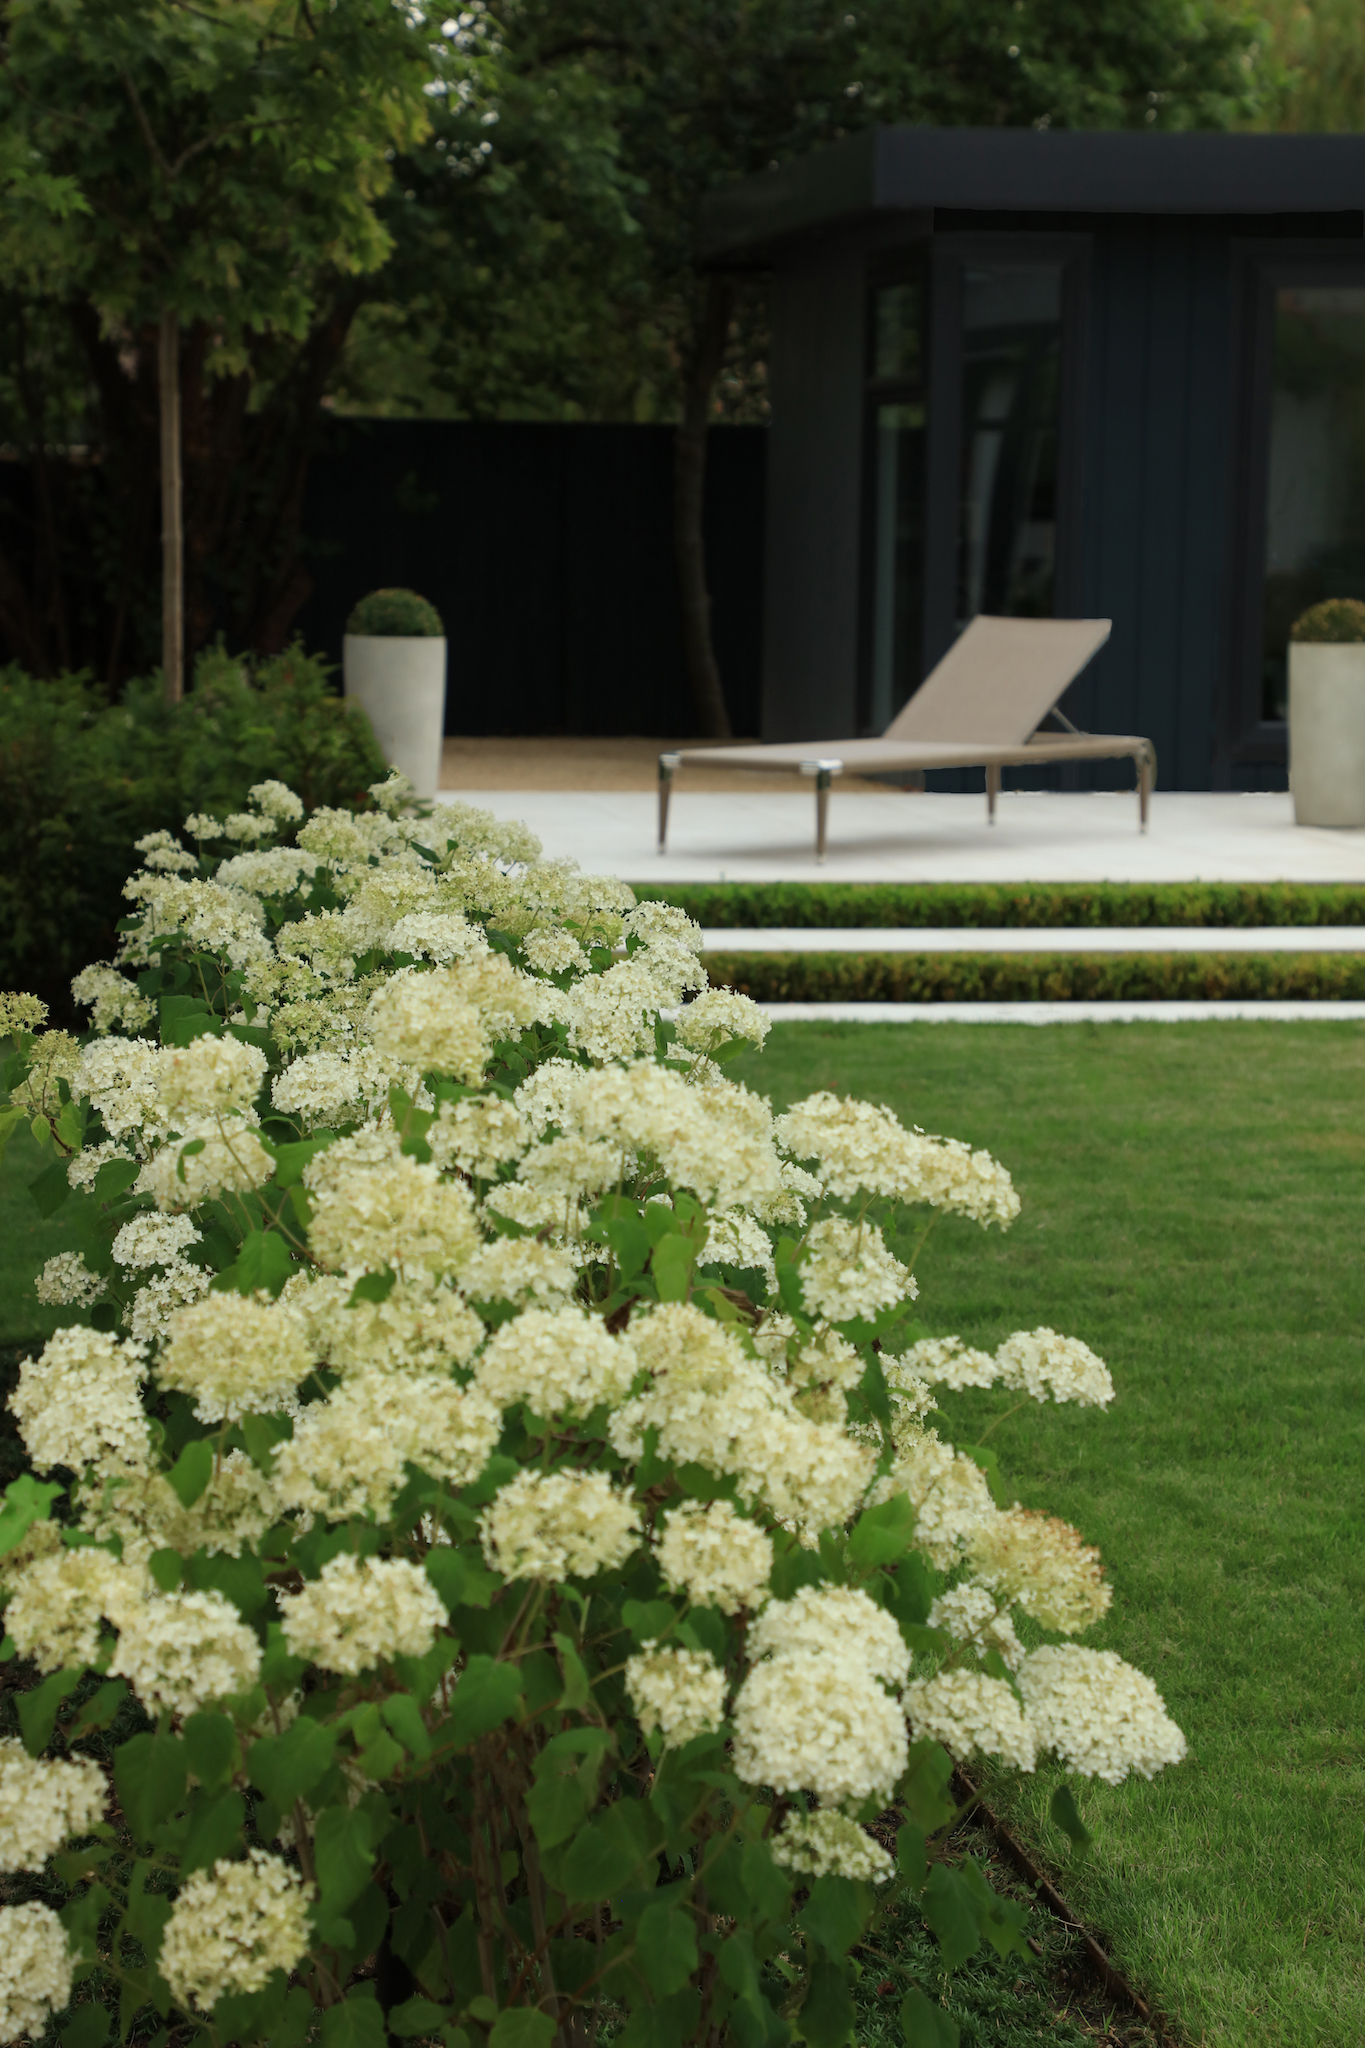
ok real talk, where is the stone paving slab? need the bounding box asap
[439,786,1365,884]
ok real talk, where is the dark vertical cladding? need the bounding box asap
[290,420,767,739]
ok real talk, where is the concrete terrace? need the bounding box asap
[438,741,1365,886]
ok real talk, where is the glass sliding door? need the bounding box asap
[956,262,1064,627]
[863,274,927,732]
[1262,287,1365,720]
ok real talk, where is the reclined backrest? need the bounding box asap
[882,615,1112,745]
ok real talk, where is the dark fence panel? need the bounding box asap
[292,419,766,737]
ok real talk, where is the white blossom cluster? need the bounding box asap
[0,1739,106,1873]
[158,1850,314,2010]
[625,1644,728,1748]
[0,776,1188,2000]
[770,1808,895,1884]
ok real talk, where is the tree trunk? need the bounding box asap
[158,305,184,703]
[673,274,735,740]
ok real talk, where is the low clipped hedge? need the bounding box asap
[702,950,1365,1003]
[637,882,1365,929]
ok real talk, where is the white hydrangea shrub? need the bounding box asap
[0,777,1183,2042]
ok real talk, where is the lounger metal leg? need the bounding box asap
[986,762,1000,825]
[658,753,680,853]
[815,768,831,863]
[1137,745,1154,834]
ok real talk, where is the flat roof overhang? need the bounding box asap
[699,126,1365,264]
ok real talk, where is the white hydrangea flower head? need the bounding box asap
[160,1293,311,1423]
[655,1499,773,1615]
[0,1903,76,2041]
[515,1132,622,1205]
[676,988,770,1054]
[4,1547,146,1672]
[995,1329,1115,1408]
[215,847,321,897]
[0,1738,107,1873]
[876,1425,996,1570]
[428,1095,528,1177]
[460,1236,580,1305]
[473,1305,637,1420]
[34,1252,104,1308]
[892,1129,1020,1228]
[701,1211,775,1285]
[611,1305,873,1539]
[248,779,305,824]
[365,970,491,1082]
[480,1468,639,1580]
[732,1654,907,1809]
[83,1451,279,1566]
[774,1092,910,1198]
[156,1035,267,1121]
[303,1129,480,1279]
[270,1046,391,1126]
[295,1273,485,1376]
[750,1585,910,1690]
[70,963,155,1035]
[71,1036,165,1140]
[928,1583,1025,1672]
[112,1212,201,1270]
[513,1056,588,1137]
[899,1335,1001,1393]
[1019,1647,1187,1784]
[278,1554,447,1674]
[800,1217,915,1324]
[139,1120,275,1212]
[389,909,491,964]
[556,958,669,1062]
[770,1809,895,1884]
[967,1507,1112,1635]
[879,1354,938,1423]
[123,874,270,968]
[67,1137,133,1192]
[110,1587,262,1715]
[124,1260,213,1342]
[272,1369,500,1522]
[521,927,590,978]
[905,1668,1037,1771]
[626,1644,727,1748]
[132,828,197,873]
[158,1850,313,2011]
[9,1327,150,1475]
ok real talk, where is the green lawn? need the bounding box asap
[732,1021,1365,2048]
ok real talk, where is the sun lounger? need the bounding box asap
[657,615,1154,860]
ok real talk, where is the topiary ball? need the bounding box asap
[1289,598,1365,644]
[346,588,444,637]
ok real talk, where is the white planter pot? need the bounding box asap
[1289,642,1365,828]
[343,634,447,800]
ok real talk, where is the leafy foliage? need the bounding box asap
[345,589,445,638]
[0,646,385,1020]
[633,878,1365,928]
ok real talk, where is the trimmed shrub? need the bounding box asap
[0,643,386,1022]
[1290,598,1365,644]
[345,585,444,636]
[636,880,1365,929]
[703,950,1365,1002]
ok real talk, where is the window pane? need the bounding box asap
[1263,286,1365,721]
[875,281,922,382]
[956,264,1062,627]
[868,401,926,731]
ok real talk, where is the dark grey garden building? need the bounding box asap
[701,128,1365,788]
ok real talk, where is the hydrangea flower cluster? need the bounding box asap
[0,776,1185,2042]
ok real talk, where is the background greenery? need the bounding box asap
[0,643,385,1023]
[728,1019,1365,2048]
